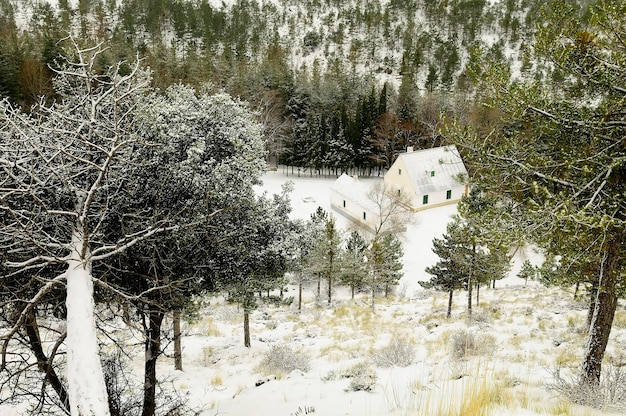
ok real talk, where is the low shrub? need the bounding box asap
[342,362,377,392]
[450,329,495,360]
[260,344,310,375]
[372,338,415,368]
[547,365,626,411]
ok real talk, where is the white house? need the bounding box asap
[383,145,469,211]
[330,145,468,232]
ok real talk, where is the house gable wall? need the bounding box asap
[384,157,416,203]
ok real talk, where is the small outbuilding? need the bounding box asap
[383,145,469,211]
[330,174,381,233]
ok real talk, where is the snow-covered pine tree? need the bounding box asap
[340,231,368,299]
[211,184,297,348]
[449,0,626,385]
[99,83,267,415]
[367,234,404,308]
[421,218,469,318]
[517,260,536,287]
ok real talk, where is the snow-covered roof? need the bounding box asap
[393,145,468,195]
[330,174,380,212]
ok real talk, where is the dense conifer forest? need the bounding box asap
[0,0,590,173]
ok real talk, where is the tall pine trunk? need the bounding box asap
[582,233,622,384]
[317,273,321,299]
[244,311,251,348]
[467,240,476,317]
[328,273,332,305]
[173,310,183,371]
[66,230,109,416]
[142,309,164,416]
[298,278,303,312]
[447,290,453,318]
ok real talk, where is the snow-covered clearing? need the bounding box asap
[2,169,624,415]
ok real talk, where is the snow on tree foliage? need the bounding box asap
[0,40,154,416]
[0,39,269,416]
[95,82,268,414]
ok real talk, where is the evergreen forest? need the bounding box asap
[0,0,587,174]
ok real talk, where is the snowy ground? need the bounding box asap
[2,169,625,415]
[162,171,626,416]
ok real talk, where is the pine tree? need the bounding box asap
[367,234,403,307]
[517,260,536,286]
[421,219,468,318]
[301,207,330,301]
[340,231,368,299]
[449,0,626,386]
[307,216,343,305]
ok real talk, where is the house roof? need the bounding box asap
[331,174,380,212]
[392,145,468,195]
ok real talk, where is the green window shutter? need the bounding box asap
[423,195,429,204]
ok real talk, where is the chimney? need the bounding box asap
[406,146,414,153]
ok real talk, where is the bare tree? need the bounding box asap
[366,181,414,238]
[0,40,181,416]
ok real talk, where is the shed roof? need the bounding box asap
[331,174,380,212]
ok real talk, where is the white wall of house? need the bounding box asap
[330,175,381,233]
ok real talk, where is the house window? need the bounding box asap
[446,190,452,200]
[343,200,346,208]
[430,170,435,177]
[423,195,429,205]
[363,212,367,220]
[398,168,402,175]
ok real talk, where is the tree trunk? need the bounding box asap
[351,285,355,299]
[24,308,71,413]
[582,233,622,384]
[371,288,376,309]
[447,290,453,318]
[328,273,332,305]
[66,232,110,416]
[467,276,473,317]
[141,309,164,416]
[317,273,321,299]
[467,241,475,317]
[244,311,251,348]
[586,280,599,331]
[173,310,183,371]
[476,283,480,307]
[298,279,303,312]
